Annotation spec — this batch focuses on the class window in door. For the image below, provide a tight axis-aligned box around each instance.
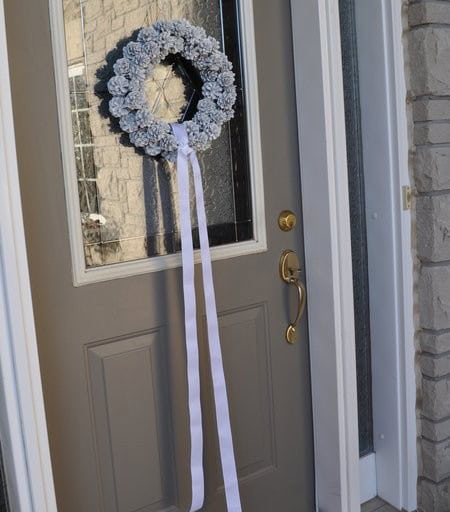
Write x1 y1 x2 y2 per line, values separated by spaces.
56 0 263 279
69 65 103 249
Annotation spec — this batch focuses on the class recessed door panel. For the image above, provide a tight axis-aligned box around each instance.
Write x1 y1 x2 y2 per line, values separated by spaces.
87 331 178 512
218 303 276 482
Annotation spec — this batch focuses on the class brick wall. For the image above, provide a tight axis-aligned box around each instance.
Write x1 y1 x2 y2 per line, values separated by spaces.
409 2 450 510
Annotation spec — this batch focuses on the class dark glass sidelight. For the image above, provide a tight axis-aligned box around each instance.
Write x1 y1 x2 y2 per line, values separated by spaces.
339 0 374 456
63 0 253 268
0 444 10 512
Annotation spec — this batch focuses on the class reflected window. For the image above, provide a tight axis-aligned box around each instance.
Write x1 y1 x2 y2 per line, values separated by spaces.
62 0 253 268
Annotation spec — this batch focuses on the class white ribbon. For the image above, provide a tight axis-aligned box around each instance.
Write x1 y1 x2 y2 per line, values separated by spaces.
172 123 243 512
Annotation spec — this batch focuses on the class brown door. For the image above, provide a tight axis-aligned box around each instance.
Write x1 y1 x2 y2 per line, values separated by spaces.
5 0 314 510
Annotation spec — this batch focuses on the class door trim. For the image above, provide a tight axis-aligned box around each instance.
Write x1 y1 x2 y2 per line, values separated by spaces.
290 1 360 511
0 0 57 510
355 1 417 510
359 454 377 505
0 2 387 512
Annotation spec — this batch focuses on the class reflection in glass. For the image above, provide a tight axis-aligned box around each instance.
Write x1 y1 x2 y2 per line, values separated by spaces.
63 0 252 268
146 58 200 124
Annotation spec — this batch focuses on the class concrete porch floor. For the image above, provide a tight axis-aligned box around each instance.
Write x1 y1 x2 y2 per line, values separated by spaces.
362 497 399 512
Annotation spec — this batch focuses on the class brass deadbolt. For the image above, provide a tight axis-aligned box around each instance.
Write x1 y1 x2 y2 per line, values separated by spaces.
278 210 297 232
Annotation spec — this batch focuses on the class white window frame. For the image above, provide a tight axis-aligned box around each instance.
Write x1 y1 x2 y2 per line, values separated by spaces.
354 1 417 510
49 0 267 286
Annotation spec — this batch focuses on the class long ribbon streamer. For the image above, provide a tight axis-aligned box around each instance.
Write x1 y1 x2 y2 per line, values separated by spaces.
174 122 204 511
172 123 242 512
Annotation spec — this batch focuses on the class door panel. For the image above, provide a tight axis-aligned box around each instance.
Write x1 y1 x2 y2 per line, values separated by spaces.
4 0 314 511
218 304 275 482
86 331 177 512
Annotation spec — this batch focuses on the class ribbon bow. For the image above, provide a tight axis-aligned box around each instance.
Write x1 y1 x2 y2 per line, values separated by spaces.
171 123 242 512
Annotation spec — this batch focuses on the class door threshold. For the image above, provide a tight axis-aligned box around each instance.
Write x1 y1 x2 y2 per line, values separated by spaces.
362 496 400 512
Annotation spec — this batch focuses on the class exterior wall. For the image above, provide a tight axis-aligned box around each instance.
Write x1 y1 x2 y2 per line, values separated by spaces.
409 2 450 510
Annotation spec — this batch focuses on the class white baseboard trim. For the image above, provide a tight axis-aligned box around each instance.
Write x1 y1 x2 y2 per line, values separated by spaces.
360 453 377 504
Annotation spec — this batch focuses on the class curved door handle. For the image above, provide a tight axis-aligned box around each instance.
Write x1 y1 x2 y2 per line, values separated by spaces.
279 249 307 344
285 278 306 343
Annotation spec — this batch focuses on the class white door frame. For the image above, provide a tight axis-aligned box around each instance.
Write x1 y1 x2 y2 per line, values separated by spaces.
291 1 360 510
292 0 417 510
355 1 417 510
0 0 57 509
0 2 415 512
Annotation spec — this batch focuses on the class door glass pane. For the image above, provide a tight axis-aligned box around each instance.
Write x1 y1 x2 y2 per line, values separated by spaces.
339 0 374 457
62 0 253 268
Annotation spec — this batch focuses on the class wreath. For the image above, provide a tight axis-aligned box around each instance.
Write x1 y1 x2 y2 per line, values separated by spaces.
107 19 237 160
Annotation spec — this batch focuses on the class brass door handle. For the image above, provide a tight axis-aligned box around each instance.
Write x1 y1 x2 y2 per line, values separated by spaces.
279 249 307 344
285 278 306 344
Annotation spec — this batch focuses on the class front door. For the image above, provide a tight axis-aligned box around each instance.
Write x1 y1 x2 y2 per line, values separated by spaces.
4 0 314 511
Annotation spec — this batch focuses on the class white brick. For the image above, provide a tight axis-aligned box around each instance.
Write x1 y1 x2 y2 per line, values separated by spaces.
409 27 450 96
410 2 450 27
422 437 450 481
419 266 450 330
415 146 450 192
417 195 450 261
422 376 450 420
